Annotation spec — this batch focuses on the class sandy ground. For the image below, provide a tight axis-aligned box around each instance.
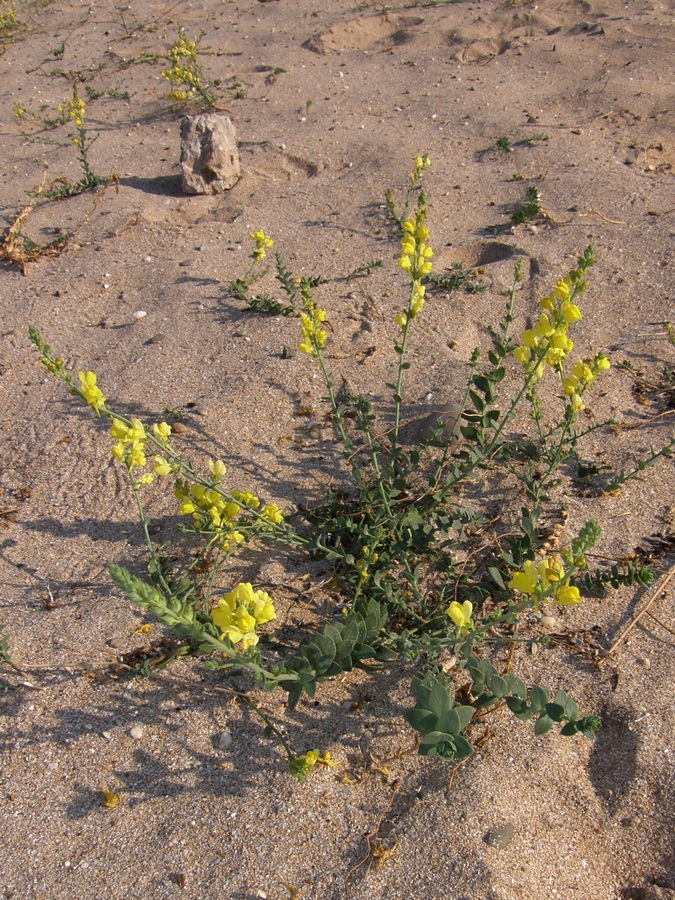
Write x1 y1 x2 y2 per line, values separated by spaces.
1 0 674 898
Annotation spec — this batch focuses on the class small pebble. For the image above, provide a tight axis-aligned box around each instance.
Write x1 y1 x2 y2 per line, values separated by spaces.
638 657 651 669
107 637 125 649
133 310 147 320
218 731 233 749
129 726 144 740
178 259 193 267
143 255 152 262
102 731 112 741
540 615 556 629
281 345 294 359
485 821 515 849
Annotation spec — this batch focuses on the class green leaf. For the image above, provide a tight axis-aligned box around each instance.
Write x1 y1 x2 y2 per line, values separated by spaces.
534 713 554 735
418 731 449 757
530 685 549 712
428 681 452 718
405 707 437 733
469 389 485 412
486 674 508 699
452 735 474 759
487 566 506 590
505 696 532 720
564 697 579 720
545 702 566 722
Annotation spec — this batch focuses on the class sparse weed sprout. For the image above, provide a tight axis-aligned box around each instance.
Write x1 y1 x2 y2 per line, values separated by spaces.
162 28 217 108
30 158 673 779
32 86 118 201
0 0 16 32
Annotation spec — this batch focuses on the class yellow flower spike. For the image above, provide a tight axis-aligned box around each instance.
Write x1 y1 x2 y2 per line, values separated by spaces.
78 371 106 415
555 584 582 606
446 600 474 632
508 560 539 594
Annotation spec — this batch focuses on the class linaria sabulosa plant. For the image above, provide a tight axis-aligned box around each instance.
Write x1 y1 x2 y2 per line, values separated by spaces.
30 156 673 779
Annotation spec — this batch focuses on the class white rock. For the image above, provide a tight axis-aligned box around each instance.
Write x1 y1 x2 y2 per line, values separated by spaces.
133 310 147 320
180 114 240 195
129 725 144 740
218 731 233 749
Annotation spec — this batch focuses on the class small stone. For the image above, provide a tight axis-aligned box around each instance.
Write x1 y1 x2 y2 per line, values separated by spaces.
218 731 233 749
281 346 294 359
414 404 461 444
638 657 651 669
129 726 144 740
180 113 240 195
143 255 152 263
540 615 556 629
178 259 193 267
133 310 147 320
485 821 515 849
107 637 125 649
101 731 112 741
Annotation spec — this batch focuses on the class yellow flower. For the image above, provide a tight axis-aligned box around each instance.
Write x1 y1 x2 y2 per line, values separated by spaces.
508 560 538 594
153 421 172 441
395 311 408 330
538 556 565 585
573 361 594 384
154 456 173 476
563 375 579 396
261 503 284 526
561 301 582 322
596 354 611 371
555 584 582 606
446 600 474 632
212 582 276 648
78 371 106 415
570 393 584 413
68 91 86 128
250 229 274 261
208 459 227 481
533 312 555 339
554 280 571 302
540 293 556 313
299 305 328 356
514 345 531 365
